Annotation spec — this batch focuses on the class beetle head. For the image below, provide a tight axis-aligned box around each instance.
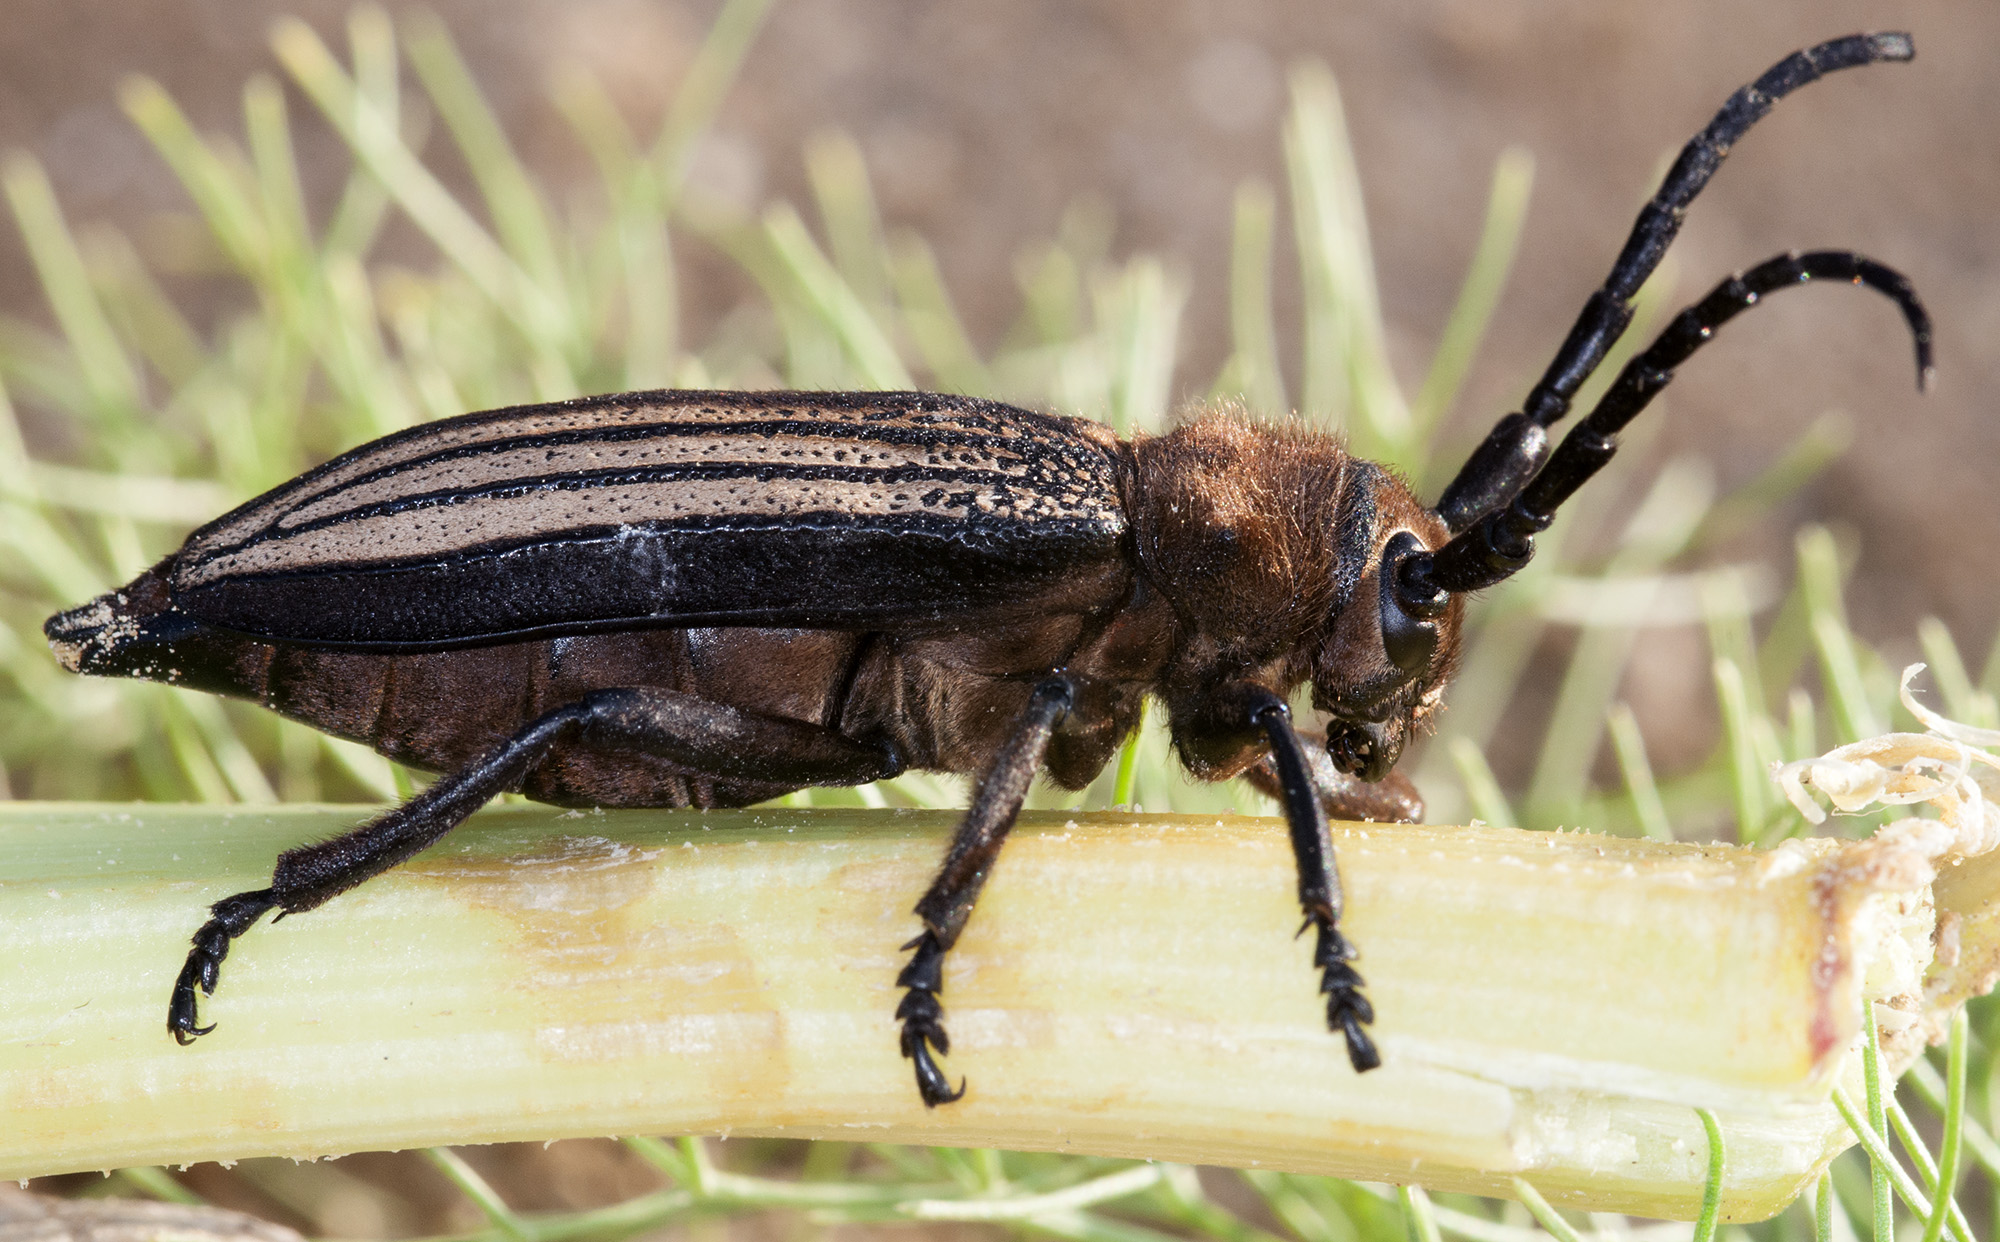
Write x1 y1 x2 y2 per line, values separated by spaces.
1309 465 1462 781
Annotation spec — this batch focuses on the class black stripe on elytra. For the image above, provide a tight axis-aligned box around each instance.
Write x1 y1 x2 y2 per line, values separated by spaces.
191 460 1122 563
174 512 1129 647
200 509 1127 583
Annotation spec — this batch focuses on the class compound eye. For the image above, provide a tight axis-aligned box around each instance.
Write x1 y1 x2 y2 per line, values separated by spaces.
1378 531 1441 675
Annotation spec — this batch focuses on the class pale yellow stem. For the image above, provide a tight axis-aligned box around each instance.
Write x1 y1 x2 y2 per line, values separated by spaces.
0 803 1985 1223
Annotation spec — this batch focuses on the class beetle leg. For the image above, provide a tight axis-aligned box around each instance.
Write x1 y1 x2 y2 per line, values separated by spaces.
899 674 1076 1106
168 686 902 1045
1244 732 1424 824
168 888 278 1044
1233 687 1380 1073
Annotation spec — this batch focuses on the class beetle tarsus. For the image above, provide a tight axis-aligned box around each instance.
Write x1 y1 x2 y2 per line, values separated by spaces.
168 888 277 1044
896 931 966 1106
1311 917 1380 1072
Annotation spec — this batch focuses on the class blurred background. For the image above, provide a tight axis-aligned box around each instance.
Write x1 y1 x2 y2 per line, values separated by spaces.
5 1 1999 1235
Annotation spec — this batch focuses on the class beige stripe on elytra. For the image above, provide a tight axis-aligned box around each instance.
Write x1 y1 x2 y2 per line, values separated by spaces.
195 403 1030 551
179 474 1123 586
257 431 1045 534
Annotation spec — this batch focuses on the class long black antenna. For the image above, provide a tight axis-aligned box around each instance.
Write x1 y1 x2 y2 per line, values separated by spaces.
1430 32 1916 535
1406 251 1931 601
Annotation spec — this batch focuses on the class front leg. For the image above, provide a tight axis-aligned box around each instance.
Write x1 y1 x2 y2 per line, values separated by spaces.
897 675 1075 1106
1229 686 1381 1072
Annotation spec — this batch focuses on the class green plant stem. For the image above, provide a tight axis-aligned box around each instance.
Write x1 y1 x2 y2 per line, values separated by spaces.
1919 1010 1968 1242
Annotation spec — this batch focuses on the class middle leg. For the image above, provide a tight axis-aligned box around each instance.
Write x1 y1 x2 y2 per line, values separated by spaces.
896 674 1075 1106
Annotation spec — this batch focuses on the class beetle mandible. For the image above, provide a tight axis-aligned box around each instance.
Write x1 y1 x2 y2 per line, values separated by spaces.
44 33 1932 1106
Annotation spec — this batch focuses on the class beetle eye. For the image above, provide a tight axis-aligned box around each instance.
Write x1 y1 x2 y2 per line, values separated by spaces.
1378 531 1440 675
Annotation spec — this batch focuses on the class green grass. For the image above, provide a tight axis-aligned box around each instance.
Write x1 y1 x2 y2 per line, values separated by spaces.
0 4 1993 1238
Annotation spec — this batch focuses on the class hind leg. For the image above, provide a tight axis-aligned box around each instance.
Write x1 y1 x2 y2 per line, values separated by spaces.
170 686 902 1043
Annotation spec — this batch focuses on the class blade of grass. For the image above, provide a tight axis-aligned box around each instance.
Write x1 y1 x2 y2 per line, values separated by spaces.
158 692 233 803
1152 1166 1291 1242
1508 1179 1584 1242
1916 618 1992 727
1831 1087 1974 1242
1226 179 1286 416
82 226 208 393
1606 703 1673 841
243 74 315 305
1888 1012 1968 1240
112 1166 204 1204
888 230 992 394
1099 256 1186 434
1798 527 1880 741
1686 412 1852 554
1785 688 1818 764
1905 1057 2000 1189
1111 725 1143 808
1713 658 1767 843
1 155 145 422
1411 147 1532 435
1449 736 1515 826
806 130 893 317
652 0 779 203
1241 1170 1339 1242
1703 568 1766 723
118 78 267 281
323 252 417 435
1526 457 1712 817
1692 1109 1723 1242
185 697 277 804
548 67 679 388
1015 237 1083 346
320 16 397 265
762 201 912 388
625 1134 950 1209
1860 1004 1893 1242
1283 61 1408 453
900 1164 1166 1220
1397 1185 1441 1242
405 14 567 299
422 1147 529 1241
271 16 576 398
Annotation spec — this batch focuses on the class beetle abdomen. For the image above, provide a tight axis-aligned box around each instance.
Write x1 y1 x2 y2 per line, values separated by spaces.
170 391 1130 647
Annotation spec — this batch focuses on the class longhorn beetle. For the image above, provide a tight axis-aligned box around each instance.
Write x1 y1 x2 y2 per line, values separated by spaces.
45 33 1932 1106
